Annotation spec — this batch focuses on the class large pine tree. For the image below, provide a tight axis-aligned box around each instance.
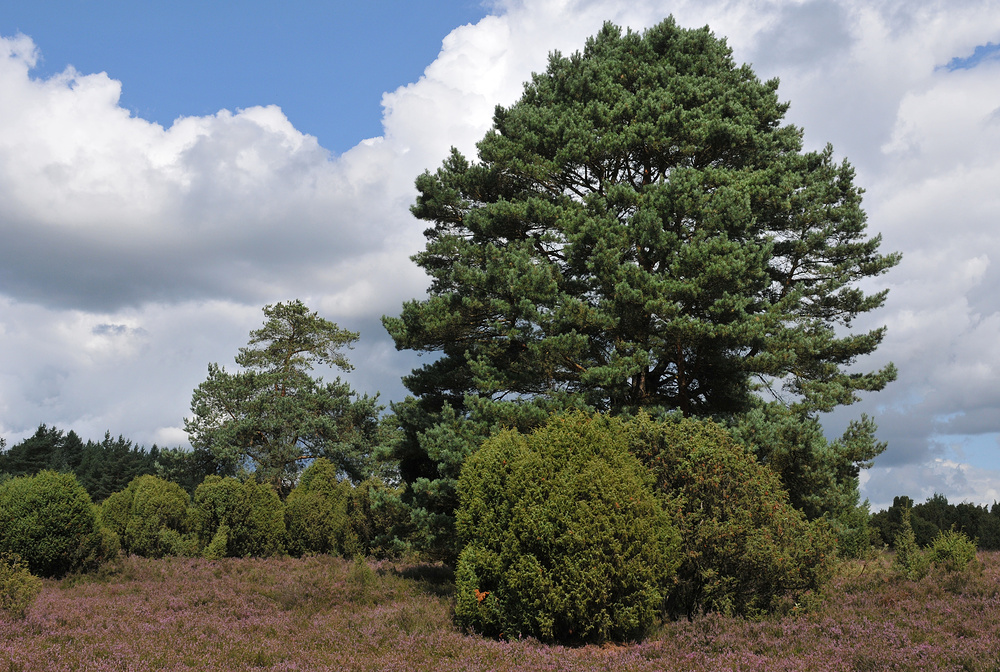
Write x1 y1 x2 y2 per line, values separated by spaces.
383 18 898 556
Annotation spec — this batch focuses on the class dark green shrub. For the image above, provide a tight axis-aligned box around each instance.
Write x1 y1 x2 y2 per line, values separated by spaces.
627 414 836 618
0 470 113 577
286 460 411 559
100 475 193 558
285 459 355 557
455 412 681 644
927 529 978 573
191 476 285 558
892 506 930 580
831 501 880 560
347 478 411 559
0 553 42 619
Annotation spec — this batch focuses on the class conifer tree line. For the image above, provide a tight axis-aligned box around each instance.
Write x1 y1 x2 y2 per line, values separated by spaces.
3 17 990 642
0 425 165 502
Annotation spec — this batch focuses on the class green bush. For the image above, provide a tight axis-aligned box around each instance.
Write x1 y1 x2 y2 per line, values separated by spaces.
100 475 193 558
892 506 930 580
927 529 978 573
285 459 355 557
347 478 411 559
286 460 411 559
627 414 836 618
829 501 879 560
0 553 43 619
0 470 113 577
455 412 681 644
192 476 285 558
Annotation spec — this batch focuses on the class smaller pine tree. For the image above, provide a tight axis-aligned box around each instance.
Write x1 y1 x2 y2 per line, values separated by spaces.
892 507 929 580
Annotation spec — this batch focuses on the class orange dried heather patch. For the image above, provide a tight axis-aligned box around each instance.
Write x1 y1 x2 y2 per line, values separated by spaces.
474 589 489 603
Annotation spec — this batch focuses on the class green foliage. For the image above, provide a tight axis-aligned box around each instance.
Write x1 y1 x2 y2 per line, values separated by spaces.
389 399 490 559
286 459 416 559
730 403 886 524
892 506 929 580
455 412 681 644
873 493 1000 551
0 553 42 620
346 478 412 559
153 445 234 495
191 476 285 558
285 459 356 557
829 500 879 560
871 494 964 549
186 300 388 495
76 432 161 502
203 524 230 560
627 414 835 618
99 475 193 558
383 18 897 554
927 529 978 573
0 424 163 503
0 470 112 577
0 424 85 477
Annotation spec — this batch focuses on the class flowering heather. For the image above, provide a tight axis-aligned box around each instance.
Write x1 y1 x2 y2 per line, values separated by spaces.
1 553 999 671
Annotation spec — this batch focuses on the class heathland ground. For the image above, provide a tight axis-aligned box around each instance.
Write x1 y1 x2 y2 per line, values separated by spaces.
2 552 999 671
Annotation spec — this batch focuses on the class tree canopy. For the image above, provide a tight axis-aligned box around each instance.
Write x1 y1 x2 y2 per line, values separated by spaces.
185 300 384 495
383 18 898 552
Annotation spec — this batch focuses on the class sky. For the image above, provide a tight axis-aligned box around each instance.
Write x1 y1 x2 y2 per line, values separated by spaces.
1 0 999 512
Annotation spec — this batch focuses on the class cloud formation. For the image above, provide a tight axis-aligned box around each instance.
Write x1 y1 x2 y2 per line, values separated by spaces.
0 36 419 313
2 0 1000 510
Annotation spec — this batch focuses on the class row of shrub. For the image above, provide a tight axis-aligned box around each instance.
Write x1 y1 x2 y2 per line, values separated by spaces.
891 506 981 579
2 411 984 644
0 460 408 580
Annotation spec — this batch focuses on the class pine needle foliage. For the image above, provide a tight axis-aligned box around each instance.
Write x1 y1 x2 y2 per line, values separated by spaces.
383 17 898 553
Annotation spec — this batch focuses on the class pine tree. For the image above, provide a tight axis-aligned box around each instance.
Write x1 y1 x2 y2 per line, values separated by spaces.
186 300 385 495
383 18 898 555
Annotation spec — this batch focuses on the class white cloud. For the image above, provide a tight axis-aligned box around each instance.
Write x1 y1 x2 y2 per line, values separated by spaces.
0 40 419 311
2 1 1000 511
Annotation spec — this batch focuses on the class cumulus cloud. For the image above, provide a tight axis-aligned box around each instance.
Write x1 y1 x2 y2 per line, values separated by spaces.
0 41 416 312
2 1 1000 512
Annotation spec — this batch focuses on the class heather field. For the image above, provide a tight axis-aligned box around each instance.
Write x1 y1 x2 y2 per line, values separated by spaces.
3 553 1000 672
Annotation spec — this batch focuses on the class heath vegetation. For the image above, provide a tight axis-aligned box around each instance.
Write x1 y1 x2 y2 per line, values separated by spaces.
1 15 995 668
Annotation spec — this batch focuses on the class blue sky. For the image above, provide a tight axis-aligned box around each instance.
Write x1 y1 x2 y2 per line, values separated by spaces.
1 1 489 153
945 42 1000 71
1 0 1000 511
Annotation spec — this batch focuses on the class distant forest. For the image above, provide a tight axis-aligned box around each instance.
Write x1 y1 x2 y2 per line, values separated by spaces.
0 424 214 501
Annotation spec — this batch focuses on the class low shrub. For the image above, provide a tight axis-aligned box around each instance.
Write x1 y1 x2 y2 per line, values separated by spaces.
455 412 681 644
100 475 193 558
285 459 355 557
286 460 410 559
191 476 285 558
830 501 880 560
346 478 411 559
0 470 113 577
927 529 978 573
627 413 836 618
0 553 42 619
